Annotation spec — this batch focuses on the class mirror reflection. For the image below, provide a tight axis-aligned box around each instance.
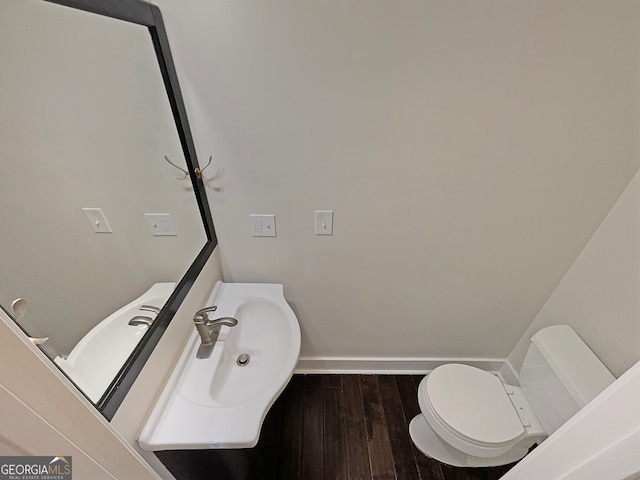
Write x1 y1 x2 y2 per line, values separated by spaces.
0 0 207 402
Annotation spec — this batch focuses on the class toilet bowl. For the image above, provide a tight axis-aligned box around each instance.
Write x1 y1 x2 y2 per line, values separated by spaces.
411 364 545 467
409 325 615 468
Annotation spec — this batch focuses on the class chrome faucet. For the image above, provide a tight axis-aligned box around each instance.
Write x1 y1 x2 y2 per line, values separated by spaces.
193 306 238 359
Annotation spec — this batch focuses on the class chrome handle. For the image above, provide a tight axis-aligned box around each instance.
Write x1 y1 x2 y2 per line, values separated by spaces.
128 315 154 326
139 305 161 314
193 305 218 323
204 316 238 328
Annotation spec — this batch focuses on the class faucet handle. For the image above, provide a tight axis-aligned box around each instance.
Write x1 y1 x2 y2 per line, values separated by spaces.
204 316 238 328
140 305 161 315
193 305 218 323
128 315 154 327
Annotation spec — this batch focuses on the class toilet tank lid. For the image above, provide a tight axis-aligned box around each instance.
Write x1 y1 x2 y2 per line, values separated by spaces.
530 325 615 406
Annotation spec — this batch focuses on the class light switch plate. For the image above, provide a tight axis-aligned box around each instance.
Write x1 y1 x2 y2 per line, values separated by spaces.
82 208 112 233
315 210 333 235
250 214 276 237
145 213 177 236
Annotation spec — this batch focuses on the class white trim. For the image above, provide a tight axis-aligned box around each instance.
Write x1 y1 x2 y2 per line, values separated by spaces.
562 428 640 480
294 356 506 375
0 308 163 479
502 359 640 480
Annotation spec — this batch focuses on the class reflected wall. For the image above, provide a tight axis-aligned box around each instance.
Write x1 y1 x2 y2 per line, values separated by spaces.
0 1 205 363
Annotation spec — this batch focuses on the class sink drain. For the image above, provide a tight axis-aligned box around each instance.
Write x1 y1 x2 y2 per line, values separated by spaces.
236 353 250 366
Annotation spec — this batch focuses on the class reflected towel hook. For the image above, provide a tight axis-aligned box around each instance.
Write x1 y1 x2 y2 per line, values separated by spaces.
10 298 49 345
164 155 188 180
11 298 26 321
164 155 213 180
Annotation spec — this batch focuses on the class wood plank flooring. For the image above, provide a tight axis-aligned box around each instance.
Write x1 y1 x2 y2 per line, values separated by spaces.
277 375 515 480
156 374 517 480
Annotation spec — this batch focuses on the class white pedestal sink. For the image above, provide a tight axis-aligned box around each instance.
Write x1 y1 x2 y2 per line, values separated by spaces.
138 282 301 450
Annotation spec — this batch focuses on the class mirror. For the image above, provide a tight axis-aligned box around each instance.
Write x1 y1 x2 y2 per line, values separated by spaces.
0 0 216 418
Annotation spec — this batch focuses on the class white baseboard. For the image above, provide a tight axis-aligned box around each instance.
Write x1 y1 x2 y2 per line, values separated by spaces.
294 356 507 376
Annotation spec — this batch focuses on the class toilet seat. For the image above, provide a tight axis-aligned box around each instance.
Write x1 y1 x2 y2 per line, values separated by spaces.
418 364 524 458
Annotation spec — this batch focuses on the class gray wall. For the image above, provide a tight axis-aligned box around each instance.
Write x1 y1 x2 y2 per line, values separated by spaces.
157 0 640 363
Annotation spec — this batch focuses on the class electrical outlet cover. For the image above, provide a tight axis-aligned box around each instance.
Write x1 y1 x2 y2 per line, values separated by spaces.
315 210 333 235
82 208 113 233
249 214 276 237
145 213 177 236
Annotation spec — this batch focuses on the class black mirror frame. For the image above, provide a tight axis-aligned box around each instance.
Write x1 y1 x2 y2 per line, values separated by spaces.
44 0 217 420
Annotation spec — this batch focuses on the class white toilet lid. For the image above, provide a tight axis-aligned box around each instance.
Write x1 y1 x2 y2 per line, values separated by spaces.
424 364 524 445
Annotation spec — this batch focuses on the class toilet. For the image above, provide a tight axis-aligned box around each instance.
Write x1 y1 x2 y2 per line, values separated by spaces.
409 325 615 468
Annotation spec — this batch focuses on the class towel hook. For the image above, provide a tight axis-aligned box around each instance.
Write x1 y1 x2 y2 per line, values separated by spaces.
195 156 212 179
164 155 213 180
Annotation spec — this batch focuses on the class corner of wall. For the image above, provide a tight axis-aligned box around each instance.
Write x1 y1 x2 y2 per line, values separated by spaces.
506 169 640 377
498 359 520 385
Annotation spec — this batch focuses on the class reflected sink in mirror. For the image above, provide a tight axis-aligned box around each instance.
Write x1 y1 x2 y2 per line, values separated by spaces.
55 283 175 403
138 282 301 450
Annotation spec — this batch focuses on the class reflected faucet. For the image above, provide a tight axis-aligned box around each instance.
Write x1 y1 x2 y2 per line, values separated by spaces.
193 306 238 359
128 304 162 327
128 315 154 326
140 305 161 314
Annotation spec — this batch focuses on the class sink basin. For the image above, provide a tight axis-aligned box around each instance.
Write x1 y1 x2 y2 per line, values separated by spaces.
138 282 301 450
55 282 175 403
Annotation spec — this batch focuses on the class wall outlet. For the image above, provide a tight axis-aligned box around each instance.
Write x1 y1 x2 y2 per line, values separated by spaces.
82 208 113 233
250 214 276 237
145 213 177 236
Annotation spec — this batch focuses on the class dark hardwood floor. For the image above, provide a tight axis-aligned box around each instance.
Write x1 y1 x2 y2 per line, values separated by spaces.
156 374 516 480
